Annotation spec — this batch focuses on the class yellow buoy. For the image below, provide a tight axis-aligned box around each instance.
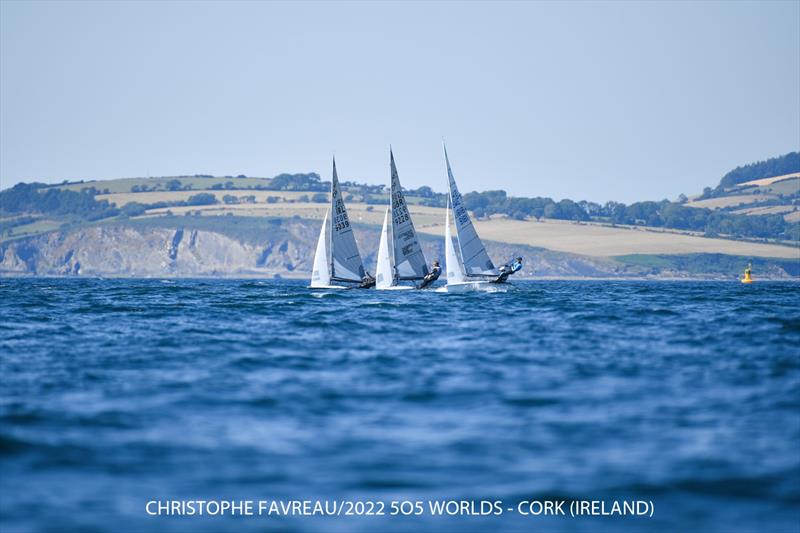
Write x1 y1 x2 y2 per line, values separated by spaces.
741 263 753 284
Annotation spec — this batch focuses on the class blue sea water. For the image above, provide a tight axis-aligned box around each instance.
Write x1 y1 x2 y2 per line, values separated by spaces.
0 279 798 533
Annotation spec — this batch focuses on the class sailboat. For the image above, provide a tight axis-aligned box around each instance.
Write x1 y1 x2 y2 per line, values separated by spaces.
443 198 495 292
309 158 369 289
442 143 506 292
375 150 430 290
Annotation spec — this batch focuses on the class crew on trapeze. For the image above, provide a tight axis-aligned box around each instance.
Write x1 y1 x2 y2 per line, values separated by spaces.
418 260 442 289
492 257 523 284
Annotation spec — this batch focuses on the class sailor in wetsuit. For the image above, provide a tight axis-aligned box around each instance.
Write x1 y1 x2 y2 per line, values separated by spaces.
492 257 523 283
359 273 376 289
417 260 442 289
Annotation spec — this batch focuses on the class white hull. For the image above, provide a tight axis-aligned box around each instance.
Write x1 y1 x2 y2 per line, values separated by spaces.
445 281 505 293
308 284 348 290
376 285 416 291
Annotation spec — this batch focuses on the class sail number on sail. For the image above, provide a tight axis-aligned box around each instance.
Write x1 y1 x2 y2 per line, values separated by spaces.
333 204 351 232
332 173 353 232
392 193 410 225
333 214 350 232
450 189 470 227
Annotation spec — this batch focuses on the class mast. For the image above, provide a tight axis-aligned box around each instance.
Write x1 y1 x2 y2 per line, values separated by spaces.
389 148 398 284
329 157 336 278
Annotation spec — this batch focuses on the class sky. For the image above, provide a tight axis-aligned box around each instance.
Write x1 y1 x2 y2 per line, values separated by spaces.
1 1 798 203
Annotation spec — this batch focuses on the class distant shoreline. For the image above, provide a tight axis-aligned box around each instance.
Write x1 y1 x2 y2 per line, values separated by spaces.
2 274 797 282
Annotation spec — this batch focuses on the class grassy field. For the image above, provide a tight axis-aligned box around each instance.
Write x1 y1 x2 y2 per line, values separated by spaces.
686 173 799 219
1 218 62 240
95 188 431 208
446 218 799 258
756 176 800 196
10 175 797 260
141 201 444 228
127 200 799 259
97 190 315 206
55 176 273 193
739 172 800 187
686 194 777 210
732 205 798 217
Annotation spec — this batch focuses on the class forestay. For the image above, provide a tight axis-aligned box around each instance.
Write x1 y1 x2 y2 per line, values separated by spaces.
443 144 498 276
330 159 366 282
389 151 429 280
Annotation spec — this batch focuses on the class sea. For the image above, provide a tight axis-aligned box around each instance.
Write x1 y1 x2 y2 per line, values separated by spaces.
1 279 798 533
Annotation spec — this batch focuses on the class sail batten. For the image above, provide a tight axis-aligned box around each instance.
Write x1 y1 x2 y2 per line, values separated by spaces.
329 158 366 281
443 144 498 276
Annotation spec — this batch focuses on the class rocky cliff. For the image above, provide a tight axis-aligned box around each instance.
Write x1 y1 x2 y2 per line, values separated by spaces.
0 217 640 278
2 224 299 277
1 217 793 279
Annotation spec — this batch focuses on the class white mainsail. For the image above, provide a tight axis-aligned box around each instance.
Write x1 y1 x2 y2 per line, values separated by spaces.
389 150 428 280
375 207 393 289
330 158 366 282
310 209 331 287
444 200 465 285
443 143 498 276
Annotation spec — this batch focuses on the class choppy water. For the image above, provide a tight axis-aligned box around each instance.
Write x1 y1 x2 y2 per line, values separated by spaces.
1 279 799 532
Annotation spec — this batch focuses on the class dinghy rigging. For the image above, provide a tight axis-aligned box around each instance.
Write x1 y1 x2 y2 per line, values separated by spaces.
329 158 366 283
390 150 429 281
375 150 430 289
309 158 369 289
443 143 499 277
443 197 497 292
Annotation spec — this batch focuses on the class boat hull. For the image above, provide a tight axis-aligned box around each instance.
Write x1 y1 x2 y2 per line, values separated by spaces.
308 285 348 290
376 285 416 291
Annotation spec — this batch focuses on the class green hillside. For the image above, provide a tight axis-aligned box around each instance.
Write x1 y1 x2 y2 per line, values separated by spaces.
2 152 799 247
717 152 800 189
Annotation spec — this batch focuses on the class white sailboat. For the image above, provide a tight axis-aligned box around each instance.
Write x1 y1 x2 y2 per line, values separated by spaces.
443 198 493 292
310 209 337 288
309 158 368 289
442 143 507 292
444 142 499 277
375 149 430 290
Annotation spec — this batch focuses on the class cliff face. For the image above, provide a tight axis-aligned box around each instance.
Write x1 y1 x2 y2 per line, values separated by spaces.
0 218 631 278
0 224 309 277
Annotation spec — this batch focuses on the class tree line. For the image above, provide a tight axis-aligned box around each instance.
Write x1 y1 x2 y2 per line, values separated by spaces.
3 157 797 242
0 183 119 221
716 151 799 190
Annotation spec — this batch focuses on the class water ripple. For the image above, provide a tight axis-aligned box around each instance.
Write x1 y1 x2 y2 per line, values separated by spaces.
0 279 798 532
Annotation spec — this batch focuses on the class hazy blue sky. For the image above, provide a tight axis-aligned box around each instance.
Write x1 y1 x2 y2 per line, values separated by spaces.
1 1 798 203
